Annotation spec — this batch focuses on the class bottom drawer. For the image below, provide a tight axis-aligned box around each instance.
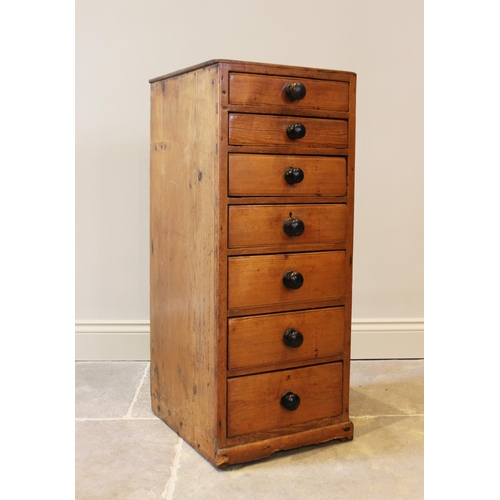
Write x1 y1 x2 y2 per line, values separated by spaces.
227 363 343 438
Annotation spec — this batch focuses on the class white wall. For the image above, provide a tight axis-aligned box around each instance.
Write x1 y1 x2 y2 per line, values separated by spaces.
76 0 423 359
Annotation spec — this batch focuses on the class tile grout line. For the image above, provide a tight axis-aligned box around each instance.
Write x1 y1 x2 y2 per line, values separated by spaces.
162 436 182 500
351 414 424 418
76 417 159 421
124 362 150 419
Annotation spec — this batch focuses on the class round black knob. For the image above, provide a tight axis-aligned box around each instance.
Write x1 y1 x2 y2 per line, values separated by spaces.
283 218 305 237
282 271 304 289
280 391 301 411
283 329 304 348
284 167 304 185
286 123 306 140
285 83 307 101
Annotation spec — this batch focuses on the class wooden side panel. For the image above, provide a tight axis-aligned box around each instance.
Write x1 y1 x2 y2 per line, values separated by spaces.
229 114 348 148
150 65 220 461
227 251 346 310
227 363 343 437
228 307 345 370
228 154 347 197
342 73 357 419
228 204 347 248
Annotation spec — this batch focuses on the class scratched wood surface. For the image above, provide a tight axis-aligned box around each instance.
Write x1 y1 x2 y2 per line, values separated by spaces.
227 363 343 437
228 307 345 371
228 251 346 310
228 154 347 197
149 64 221 463
341 72 358 424
150 60 356 467
229 73 349 113
228 203 347 248
229 113 348 148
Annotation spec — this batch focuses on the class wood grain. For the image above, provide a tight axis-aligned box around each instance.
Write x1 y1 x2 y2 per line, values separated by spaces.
229 114 348 148
150 64 221 462
228 154 347 197
216 419 353 466
228 204 347 248
227 363 343 437
227 251 346 310
229 73 349 114
341 73 358 420
150 59 356 467
151 59 355 84
228 307 345 370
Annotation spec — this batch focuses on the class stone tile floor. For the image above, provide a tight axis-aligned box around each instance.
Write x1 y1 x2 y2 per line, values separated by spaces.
76 360 423 499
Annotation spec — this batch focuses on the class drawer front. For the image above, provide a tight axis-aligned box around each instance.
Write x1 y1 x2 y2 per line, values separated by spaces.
228 114 348 149
228 154 347 197
227 363 343 437
228 251 346 310
228 307 345 370
228 204 347 248
229 73 349 114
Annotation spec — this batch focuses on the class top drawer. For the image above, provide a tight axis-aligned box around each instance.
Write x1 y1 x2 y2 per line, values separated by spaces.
229 73 349 116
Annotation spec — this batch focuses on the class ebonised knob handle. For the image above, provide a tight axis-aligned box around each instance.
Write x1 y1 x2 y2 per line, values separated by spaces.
285 82 307 101
280 391 301 411
283 328 304 348
284 167 304 185
286 123 306 140
283 218 305 237
282 271 304 289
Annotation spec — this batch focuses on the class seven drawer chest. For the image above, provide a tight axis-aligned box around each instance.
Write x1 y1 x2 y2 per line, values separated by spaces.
149 59 356 467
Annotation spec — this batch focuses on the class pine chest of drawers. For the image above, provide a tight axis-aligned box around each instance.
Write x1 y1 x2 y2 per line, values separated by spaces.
149 59 356 467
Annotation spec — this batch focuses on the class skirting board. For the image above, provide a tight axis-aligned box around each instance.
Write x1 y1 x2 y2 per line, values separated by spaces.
75 319 423 361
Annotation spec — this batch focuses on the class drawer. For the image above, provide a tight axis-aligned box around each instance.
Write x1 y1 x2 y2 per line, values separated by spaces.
227 362 343 437
228 114 348 149
229 73 349 115
228 251 346 310
228 307 345 370
228 154 347 197
228 204 347 248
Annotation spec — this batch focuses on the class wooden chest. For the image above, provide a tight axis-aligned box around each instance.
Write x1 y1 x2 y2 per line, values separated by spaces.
149 59 356 467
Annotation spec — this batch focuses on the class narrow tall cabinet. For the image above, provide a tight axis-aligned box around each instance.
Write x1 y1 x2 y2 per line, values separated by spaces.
150 60 356 467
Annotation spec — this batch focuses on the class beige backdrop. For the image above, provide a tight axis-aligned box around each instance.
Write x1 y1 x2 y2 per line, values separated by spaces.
76 0 423 360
